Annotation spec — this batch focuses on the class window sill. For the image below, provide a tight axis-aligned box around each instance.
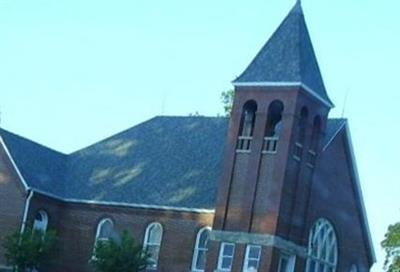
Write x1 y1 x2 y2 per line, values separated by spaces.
262 150 277 155
293 155 301 162
236 150 251 154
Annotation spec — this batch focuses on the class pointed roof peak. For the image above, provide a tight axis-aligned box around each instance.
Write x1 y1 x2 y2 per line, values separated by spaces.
233 2 333 107
291 0 303 14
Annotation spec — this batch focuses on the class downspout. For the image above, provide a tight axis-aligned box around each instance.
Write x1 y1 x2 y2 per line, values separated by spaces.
20 189 34 233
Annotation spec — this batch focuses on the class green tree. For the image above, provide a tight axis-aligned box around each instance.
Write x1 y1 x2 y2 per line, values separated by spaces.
91 231 150 272
3 228 57 272
221 89 234 116
382 222 400 271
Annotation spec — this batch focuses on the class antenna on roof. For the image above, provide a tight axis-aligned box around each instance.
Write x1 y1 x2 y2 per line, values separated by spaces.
341 88 350 118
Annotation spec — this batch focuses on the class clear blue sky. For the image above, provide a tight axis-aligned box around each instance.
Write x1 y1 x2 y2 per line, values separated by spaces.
0 0 399 270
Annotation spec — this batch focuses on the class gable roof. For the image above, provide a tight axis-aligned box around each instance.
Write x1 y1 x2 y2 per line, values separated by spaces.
0 116 374 262
0 128 67 196
343 123 376 263
0 116 345 210
65 117 227 209
233 2 333 107
317 121 376 264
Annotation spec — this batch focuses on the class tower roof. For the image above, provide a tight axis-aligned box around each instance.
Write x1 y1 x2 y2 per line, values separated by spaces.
233 2 333 107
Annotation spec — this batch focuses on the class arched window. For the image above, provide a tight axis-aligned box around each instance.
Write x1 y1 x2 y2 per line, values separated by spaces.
263 100 284 154
310 116 321 151
307 116 321 167
144 222 163 270
237 100 257 152
293 107 309 161
191 227 211 271
32 210 48 233
306 218 338 272
95 218 114 243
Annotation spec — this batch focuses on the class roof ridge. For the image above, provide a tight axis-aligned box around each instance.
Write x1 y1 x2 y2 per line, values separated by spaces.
68 116 160 155
69 115 228 155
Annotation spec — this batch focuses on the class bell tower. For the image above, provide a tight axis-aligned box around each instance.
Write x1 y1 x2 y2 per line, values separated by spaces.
206 2 335 271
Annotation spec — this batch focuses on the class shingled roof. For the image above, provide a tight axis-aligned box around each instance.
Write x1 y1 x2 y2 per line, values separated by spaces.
233 1 333 106
0 128 67 196
0 116 345 209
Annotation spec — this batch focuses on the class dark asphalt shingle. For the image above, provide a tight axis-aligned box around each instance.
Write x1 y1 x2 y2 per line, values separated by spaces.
233 2 332 106
0 117 345 209
0 128 67 196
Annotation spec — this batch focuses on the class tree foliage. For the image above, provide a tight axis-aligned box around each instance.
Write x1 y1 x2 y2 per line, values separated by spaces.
3 228 57 272
382 222 400 271
91 231 150 272
221 89 234 116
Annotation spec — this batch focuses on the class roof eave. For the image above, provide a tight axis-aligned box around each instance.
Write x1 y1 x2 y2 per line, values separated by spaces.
343 123 377 264
319 121 376 264
31 188 216 214
0 135 30 191
232 81 334 108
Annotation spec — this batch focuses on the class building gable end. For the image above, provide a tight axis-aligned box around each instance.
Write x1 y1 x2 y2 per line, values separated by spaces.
0 135 29 193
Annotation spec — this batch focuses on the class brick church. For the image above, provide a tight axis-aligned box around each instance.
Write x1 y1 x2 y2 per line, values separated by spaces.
0 1 375 271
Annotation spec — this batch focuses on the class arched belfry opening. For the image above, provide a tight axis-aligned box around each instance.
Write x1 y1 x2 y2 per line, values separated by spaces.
310 116 321 150
263 100 284 154
236 100 257 152
293 107 309 160
307 116 322 167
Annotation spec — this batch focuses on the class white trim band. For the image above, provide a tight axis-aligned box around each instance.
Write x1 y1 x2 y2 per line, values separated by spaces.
20 190 34 233
0 135 30 190
232 81 334 108
32 189 215 214
209 230 307 257
344 124 376 262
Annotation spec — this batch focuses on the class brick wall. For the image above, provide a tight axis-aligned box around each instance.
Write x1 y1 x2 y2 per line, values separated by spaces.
0 141 27 266
303 129 372 271
29 194 214 272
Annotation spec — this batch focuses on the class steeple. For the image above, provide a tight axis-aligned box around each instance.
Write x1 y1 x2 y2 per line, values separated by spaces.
233 1 333 107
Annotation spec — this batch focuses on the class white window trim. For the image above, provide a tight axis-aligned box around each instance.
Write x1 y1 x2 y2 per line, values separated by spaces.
277 253 296 272
191 227 211 272
261 136 279 154
306 218 338 272
32 210 48 233
236 136 253 153
95 218 113 244
217 242 235 272
143 222 163 270
242 245 262 272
